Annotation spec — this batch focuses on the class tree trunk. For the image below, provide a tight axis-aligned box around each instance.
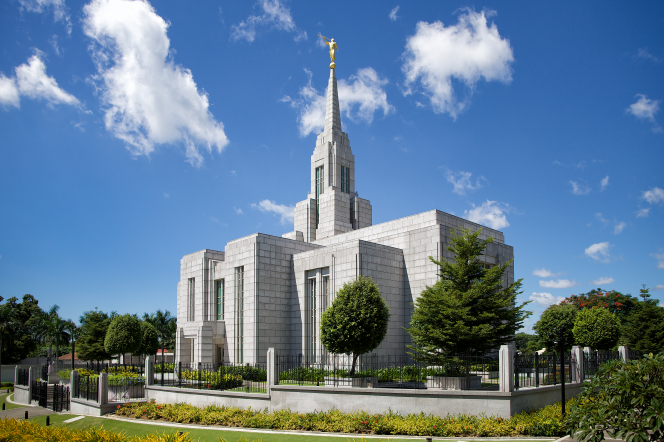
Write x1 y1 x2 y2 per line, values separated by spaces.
350 353 359 376
71 340 75 370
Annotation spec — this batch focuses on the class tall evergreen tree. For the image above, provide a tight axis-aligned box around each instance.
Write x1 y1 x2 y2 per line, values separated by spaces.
621 288 664 354
0 295 46 363
406 228 530 362
77 309 112 363
534 304 578 352
104 314 142 363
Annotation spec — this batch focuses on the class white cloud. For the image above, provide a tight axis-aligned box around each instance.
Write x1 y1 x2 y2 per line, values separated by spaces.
636 48 661 63
284 67 393 137
251 199 294 225
540 279 578 289
653 251 664 270
0 75 20 108
234 207 243 215
570 181 591 195
83 0 228 166
653 284 664 291
532 268 559 278
636 208 650 218
19 0 71 34
464 200 510 230
627 94 661 132
585 242 611 263
591 277 615 285
600 175 609 191
231 0 306 43
642 187 664 204
389 6 400 21
402 9 514 118
1 54 79 109
614 222 626 234
595 212 609 225
529 292 564 307
445 170 485 195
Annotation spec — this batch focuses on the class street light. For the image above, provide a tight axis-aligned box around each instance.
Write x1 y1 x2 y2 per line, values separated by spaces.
549 329 566 418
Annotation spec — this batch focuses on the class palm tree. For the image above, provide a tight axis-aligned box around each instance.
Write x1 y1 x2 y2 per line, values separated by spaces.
43 305 70 370
66 321 80 370
143 310 176 365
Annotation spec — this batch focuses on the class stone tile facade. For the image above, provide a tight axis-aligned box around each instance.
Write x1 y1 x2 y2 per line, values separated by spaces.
175 66 514 365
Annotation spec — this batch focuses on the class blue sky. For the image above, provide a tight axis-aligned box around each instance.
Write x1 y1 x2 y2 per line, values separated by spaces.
1 0 662 333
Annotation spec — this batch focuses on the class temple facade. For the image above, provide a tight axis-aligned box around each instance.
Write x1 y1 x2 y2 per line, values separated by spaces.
175 65 514 365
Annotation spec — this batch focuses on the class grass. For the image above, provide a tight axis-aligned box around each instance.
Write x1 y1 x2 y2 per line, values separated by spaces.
24 414 551 442
0 392 23 410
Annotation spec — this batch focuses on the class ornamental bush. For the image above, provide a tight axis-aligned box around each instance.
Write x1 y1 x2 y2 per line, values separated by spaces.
572 307 620 350
179 370 243 389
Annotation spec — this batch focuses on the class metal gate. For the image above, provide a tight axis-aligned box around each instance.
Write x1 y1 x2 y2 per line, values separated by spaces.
52 384 70 412
31 380 47 408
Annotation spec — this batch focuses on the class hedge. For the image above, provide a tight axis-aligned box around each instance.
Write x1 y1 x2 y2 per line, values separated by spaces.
116 399 574 437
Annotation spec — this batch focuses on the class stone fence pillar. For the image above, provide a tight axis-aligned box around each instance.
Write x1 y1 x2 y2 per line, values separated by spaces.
618 346 628 363
14 366 18 386
571 346 584 382
27 367 34 402
145 356 154 386
267 348 276 394
99 372 108 405
499 343 515 392
70 369 79 398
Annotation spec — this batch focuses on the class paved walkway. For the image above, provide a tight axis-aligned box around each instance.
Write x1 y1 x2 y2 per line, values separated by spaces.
0 405 55 420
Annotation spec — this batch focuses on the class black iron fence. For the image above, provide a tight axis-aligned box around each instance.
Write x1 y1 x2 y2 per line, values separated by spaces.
17 368 29 386
57 361 144 375
31 380 47 407
53 384 70 412
155 362 267 393
583 350 621 377
514 352 576 390
276 354 499 390
74 374 99 402
41 364 48 381
108 371 146 401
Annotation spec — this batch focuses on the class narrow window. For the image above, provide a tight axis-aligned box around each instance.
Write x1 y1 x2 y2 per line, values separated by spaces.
321 275 329 361
188 278 195 321
307 277 317 361
341 166 350 194
215 279 224 321
315 165 324 228
235 267 244 363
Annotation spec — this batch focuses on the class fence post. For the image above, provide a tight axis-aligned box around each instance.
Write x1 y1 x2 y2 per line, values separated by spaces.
267 348 276 395
178 362 182 388
572 346 583 383
535 352 540 388
618 346 628 363
27 367 34 404
99 372 108 405
70 369 79 399
14 366 18 386
499 343 515 392
145 356 154 386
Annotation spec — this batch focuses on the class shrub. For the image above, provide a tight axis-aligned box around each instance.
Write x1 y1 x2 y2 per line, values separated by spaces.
116 399 574 437
179 370 243 390
154 363 174 373
566 352 664 442
0 382 14 388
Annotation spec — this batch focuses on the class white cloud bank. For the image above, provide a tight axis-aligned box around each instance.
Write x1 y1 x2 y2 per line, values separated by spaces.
530 292 564 307
0 54 79 109
464 200 509 230
445 170 485 195
627 94 661 132
252 200 294 225
600 175 609 191
19 0 71 34
570 181 591 195
83 0 228 167
653 284 664 291
585 242 611 263
532 268 559 278
540 279 578 289
591 277 615 285
614 222 626 234
231 0 306 42
642 187 664 204
653 251 664 270
283 68 393 137
402 9 514 118
636 208 650 218
389 6 400 21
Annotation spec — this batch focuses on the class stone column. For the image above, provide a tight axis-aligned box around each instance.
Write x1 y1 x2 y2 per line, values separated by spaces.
145 356 154 386
571 346 583 383
14 366 18 386
27 367 34 403
267 348 276 394
499 343 515 392
99 373 108 405
70 369 79 399
618 346 628 363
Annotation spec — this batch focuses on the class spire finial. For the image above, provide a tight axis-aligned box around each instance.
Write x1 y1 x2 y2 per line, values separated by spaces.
319 34 339 69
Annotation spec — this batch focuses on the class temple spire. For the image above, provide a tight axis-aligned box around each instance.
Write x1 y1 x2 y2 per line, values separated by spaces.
324 68 342 134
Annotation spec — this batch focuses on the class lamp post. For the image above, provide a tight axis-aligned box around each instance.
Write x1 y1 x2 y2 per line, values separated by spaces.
549 329 566 418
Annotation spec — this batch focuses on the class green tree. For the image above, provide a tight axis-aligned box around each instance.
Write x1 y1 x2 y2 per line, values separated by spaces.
104 314 142 362
534 304 578 352
572 307 621 350
560 288 639 324
65 321 81 370
77 309 113 363
621 300 664 354
515 332 540 354
0 295 45 363
566 353 664 442
143 310 177 365
320 276 390 375
406 227 530 362
133 321 159 361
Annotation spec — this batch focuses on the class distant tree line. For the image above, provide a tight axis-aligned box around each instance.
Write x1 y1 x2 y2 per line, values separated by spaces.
0 294 176 365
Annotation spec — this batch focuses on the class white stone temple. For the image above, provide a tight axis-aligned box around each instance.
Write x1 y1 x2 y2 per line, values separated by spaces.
175 64 515 366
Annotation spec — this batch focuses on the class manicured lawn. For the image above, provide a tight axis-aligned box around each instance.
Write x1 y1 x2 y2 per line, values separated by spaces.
0 392 22 410
24 414 552 442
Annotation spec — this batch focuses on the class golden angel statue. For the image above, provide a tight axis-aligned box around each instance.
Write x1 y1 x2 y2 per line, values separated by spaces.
319 34 338 68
